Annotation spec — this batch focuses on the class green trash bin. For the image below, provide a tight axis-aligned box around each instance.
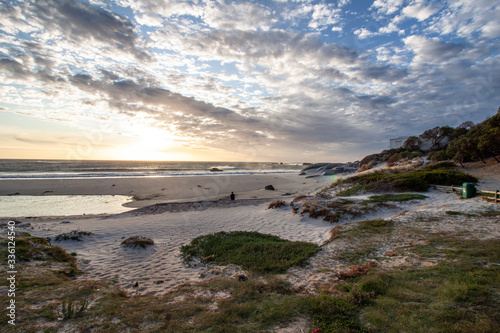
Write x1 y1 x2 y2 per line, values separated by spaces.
462 182 476 199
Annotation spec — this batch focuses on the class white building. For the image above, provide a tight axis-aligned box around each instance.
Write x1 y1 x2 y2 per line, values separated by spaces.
389 137 409 149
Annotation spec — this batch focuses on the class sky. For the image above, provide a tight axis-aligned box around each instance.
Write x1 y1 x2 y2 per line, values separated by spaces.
0 0 499 163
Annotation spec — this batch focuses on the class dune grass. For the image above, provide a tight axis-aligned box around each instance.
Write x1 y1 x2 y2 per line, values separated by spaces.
181 231 320 273
364 193 428 203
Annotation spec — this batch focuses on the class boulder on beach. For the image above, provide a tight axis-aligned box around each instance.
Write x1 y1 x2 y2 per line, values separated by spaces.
264 185 275 191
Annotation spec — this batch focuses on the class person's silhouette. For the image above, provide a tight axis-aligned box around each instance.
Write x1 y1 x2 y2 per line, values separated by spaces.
230 192 235 200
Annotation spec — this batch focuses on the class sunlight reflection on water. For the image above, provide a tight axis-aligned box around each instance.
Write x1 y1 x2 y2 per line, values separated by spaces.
0 195 133 217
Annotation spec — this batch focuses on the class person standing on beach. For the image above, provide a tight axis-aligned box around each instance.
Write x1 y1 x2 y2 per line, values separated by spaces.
230 192 235 201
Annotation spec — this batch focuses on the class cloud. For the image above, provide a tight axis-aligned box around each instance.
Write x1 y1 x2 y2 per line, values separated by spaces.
404 35 466 64
28 0 149 60
203 1 276 31
402 1 440 21
371 0 404 15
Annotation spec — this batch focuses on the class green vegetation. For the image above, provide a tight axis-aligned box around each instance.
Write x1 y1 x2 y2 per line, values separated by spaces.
446 108 500 166
356 238 500 332
55 230 94 241
358 107 499 168
364 193 428 203
339 163 477 194
2 220 499 332
294 198 389 223
181 231 320 273
59 298 89 319
1 232 76 265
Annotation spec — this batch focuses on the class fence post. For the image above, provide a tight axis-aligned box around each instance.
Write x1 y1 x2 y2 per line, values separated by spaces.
496 190 499 203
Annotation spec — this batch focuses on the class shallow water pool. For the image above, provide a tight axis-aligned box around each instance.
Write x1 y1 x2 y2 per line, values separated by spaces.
0 195 133 217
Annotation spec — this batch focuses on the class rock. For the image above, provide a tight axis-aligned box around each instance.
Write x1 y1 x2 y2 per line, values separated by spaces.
264 185 275 191
210 167 223 172
238 274 248 282
60 221 71 224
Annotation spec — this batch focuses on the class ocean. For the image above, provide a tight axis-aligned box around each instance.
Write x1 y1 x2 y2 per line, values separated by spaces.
0 160 305 217
0 159 304 179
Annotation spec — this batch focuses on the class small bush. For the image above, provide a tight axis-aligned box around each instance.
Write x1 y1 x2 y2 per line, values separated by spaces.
55 230 94 241
268 200 286 209
121 236 155 249
338 261 379 280
387 153 401 167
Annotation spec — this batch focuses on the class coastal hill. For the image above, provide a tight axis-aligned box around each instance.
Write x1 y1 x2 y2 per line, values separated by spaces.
356 106 500 173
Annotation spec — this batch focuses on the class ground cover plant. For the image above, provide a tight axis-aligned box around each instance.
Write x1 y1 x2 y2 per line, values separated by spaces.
331 163 477 196
352 237 500 332
181 231 320 273
293 198 394 224
54 230 94 241
364 193 428 203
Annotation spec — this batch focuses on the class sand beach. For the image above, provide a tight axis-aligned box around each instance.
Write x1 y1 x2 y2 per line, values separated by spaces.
1 163 499 331
0 173 332 208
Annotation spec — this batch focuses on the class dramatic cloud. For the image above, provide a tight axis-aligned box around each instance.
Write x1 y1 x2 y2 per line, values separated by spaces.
0 0 499 162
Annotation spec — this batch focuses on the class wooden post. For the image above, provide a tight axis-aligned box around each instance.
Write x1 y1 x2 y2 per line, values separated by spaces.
496 190 499 203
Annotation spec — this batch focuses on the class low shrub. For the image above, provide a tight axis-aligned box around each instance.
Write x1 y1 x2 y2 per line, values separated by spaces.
364 193 428 203
181 231 319 273
268 200 286 209
343 168 476 193
121 236 155 249
55 230 94 241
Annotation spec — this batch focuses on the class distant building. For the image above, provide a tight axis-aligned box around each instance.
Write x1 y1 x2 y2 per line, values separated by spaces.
389 137 409 149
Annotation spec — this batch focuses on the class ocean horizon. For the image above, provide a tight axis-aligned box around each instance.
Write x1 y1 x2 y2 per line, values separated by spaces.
0 159 306 180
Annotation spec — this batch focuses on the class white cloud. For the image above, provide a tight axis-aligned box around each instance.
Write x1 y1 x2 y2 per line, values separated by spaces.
354 27 376 39
404 35 465 64
402 1 440 21
371 0 404 15
203 1 276 31
308 3 341 30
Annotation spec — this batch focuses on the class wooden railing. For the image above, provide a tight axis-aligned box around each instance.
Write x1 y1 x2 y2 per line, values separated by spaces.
481 190 500 203
432 185 500 203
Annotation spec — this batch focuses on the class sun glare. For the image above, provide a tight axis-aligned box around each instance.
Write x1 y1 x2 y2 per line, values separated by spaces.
117 125 182 161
